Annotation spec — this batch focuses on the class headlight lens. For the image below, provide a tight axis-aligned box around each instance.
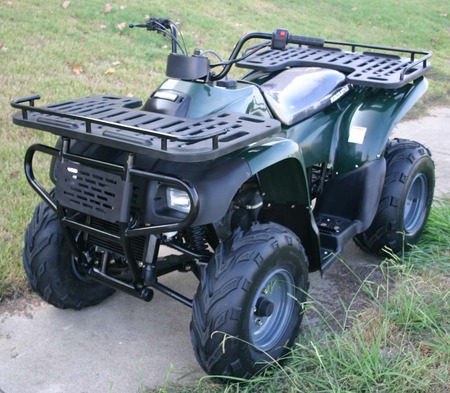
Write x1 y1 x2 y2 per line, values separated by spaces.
167 187 191 213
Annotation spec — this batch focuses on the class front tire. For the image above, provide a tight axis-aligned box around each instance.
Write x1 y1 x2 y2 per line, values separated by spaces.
355 138 435 254
23 201 114 309
190 222 309 378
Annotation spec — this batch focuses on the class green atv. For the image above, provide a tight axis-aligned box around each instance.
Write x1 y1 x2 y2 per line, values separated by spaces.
11 18 434 378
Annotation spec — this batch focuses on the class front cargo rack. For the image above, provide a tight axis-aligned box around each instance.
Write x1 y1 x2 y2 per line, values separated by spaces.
237 40 431 89
12 95 281 162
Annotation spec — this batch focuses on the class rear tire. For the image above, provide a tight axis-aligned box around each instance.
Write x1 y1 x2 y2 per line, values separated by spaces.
354 138 435 254
23 201 114 309
190 222 309 378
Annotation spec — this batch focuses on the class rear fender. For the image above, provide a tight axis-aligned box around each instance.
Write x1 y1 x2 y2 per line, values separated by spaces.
334 77 428 174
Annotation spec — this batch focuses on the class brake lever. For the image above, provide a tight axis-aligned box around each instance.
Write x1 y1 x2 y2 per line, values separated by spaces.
129 18 172 31
129 17 179 54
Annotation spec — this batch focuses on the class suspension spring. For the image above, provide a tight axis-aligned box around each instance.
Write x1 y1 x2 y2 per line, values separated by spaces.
184 226 208 255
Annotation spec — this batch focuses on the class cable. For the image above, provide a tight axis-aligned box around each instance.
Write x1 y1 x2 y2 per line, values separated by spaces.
210 41 270 69
172 23 188 55
199 50 224 63
153 20 188 55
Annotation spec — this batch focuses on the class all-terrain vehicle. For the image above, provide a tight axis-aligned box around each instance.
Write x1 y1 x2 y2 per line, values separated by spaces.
11 18 434 378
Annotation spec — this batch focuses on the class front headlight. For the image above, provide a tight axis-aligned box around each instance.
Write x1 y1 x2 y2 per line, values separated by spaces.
167 187 191 213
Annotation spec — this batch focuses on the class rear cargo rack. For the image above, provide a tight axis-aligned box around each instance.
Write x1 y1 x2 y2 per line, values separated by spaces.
12 95 281 162
237 40 431 89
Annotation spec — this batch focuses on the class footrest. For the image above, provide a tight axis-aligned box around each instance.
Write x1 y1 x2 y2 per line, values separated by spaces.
316 215 361 256
316 215 352 235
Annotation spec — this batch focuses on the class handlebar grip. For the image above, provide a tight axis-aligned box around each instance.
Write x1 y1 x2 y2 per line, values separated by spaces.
288 34 324 47
129 23 147 28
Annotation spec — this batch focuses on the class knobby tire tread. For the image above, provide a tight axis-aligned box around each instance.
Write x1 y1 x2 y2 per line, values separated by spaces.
190 222 308 378
23 201 114 310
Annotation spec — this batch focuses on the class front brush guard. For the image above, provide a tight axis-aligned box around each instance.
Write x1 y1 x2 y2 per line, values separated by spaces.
24 138 199 305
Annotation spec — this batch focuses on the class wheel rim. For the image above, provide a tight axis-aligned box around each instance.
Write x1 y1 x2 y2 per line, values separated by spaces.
404 173 428 235
249 268 295 351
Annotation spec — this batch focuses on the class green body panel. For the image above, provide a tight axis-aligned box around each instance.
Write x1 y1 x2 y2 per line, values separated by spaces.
149 76 428 272
333 77 428 174
236 138 321 271
153 76 428 207
283 105 342 168
238 138 309 205
156 78 313 205
157 79 272 118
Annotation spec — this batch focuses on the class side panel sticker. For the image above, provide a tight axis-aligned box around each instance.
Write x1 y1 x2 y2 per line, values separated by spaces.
348 126 367 144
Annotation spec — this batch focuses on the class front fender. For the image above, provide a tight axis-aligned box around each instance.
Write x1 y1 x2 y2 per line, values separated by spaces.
153 138 306 226
239 138 322 271
242 137 309 205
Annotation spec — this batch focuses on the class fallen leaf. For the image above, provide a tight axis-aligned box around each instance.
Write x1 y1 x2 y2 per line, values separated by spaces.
73 64 83 75
105 67 116 75
9 171 19 179
99 24 107 30
6 1 13 5
62 0 70 9
112 61 121 66
116 22 127 30
104 3 112 13
420 344 431 355
126 92 134 97
0 43 7 51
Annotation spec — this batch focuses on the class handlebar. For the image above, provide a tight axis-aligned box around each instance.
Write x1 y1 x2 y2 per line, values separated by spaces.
272 28 324 49
209 30 324 81
130 18 325 81
129 17 172 31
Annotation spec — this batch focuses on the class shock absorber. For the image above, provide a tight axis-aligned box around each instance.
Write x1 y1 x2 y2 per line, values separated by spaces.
184 226 209 255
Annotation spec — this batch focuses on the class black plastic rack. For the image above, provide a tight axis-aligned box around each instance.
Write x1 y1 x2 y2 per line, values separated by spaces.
12 95 281 162
237 41 431 89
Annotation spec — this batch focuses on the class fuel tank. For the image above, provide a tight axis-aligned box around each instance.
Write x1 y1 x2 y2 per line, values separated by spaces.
142 79 271 119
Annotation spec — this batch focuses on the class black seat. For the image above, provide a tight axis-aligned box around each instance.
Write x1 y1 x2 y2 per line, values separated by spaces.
261 68 346 125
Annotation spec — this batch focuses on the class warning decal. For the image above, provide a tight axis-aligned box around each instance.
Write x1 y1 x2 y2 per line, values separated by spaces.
348 126 367 144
